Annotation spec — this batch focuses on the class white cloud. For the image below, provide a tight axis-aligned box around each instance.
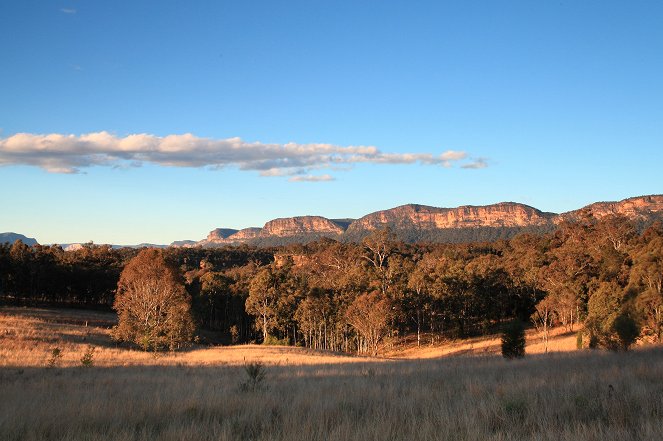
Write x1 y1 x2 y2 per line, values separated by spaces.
0 132 484 177
440 151 467 161
60 8 77 14
289 174 335 182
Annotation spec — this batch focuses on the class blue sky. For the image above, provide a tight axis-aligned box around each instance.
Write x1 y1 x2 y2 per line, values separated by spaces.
1 1 662 244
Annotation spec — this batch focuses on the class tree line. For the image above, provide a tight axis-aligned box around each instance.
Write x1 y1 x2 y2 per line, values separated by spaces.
1 214 661 354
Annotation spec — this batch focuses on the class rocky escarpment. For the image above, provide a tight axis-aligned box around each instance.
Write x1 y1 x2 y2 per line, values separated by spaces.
201 227 263 246
206 228 239 241
262 216 346 237
196 228 244 247
198 217 348 247
346 203 556 233
227 228 263 241
170 240 198 247
196 216 345 246
178 194 662 247
559 195 663 222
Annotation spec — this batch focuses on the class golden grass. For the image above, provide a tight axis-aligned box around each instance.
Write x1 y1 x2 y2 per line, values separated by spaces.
1 307 663 440
385 326 580 359
1 307 581 368
0 307 376 367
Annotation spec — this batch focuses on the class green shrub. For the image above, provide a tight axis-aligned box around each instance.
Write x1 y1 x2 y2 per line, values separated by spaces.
263 334 289 346
80 346 95 367
611 314 640 351
47 347 63 368
239 362 267 392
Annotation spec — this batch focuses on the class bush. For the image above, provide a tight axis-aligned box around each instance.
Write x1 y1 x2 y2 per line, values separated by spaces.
239 362 267 392
611 314 640 351
80 346 95 367
47 347 62 368
263 334 289 346
501 321 526 359
585 281 642 351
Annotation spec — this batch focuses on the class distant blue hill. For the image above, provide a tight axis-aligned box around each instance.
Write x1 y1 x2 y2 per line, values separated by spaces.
0 232 38 246
60 242 168 251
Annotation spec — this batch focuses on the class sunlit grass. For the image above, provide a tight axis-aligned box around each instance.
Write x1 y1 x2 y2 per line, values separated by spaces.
1 307 662 440
0 307 580 369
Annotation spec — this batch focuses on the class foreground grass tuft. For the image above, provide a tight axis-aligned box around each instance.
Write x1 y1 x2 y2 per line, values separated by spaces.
239 362 267 392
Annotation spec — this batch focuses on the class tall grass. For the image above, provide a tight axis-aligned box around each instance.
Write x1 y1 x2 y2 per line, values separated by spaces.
2 307 662 440
1 348 662 441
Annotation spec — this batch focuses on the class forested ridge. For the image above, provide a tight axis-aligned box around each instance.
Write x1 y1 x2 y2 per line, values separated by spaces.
1 214 662 354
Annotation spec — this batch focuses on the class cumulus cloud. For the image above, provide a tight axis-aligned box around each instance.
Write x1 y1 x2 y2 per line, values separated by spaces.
0 132 484 178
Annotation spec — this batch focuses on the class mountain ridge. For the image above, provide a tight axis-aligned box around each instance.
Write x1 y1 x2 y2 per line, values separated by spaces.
5 195 662 248
0 232 38 246
183 194 663 247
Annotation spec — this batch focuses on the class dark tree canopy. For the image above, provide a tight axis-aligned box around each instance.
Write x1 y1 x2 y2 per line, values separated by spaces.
501 320 526 359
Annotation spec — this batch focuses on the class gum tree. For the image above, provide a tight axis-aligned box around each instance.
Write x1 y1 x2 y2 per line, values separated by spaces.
113 248 194 351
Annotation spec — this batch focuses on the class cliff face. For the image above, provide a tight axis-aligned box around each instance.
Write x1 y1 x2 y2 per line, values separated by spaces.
191 217 347 247
191 194 663 247
206 228 239 241
262 216 346 236
227 228 263 241
559 195 663 221
192 227 261 247
347 203 556 232
170 240 197 247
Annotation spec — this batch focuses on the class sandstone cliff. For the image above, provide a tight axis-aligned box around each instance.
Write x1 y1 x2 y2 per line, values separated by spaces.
262 216 346 237
206 228 239 241
346 203 556 233
195 227 261 247
227 228 263 241
191 194 662 247
170 240 197 247
559 195 663 222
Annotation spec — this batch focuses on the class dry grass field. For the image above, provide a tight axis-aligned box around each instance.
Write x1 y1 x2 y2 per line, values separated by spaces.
0 307 374 367
0 307 579 368
1 307 663 440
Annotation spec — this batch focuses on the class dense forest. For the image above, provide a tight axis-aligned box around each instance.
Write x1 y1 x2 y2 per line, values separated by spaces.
1 214 662 354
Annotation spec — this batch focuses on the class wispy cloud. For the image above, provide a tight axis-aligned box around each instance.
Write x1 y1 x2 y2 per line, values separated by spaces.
0 132 485 178
461 158 488 169
60 8 77 14
289 174 335 182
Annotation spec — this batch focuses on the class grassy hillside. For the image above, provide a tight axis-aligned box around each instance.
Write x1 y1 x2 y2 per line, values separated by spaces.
1 307 663 440
1 307 579 367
